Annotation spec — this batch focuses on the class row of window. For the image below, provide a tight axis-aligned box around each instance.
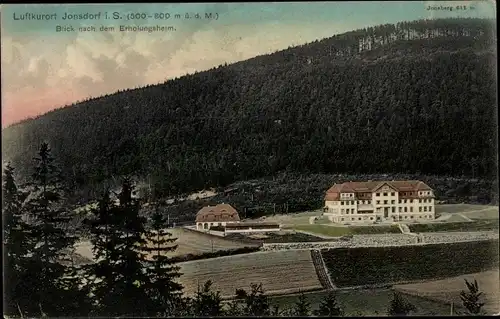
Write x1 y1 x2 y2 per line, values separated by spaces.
340 190 433 199
375 192 396 197
337 215 433 222
339 206 433 214
339 198 433 205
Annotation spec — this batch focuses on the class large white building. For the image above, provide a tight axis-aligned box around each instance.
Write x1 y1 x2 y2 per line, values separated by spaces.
324 180 435 224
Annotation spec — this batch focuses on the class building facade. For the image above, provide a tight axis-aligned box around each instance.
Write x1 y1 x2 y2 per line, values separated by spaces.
324 180 435 224
195 203 240 230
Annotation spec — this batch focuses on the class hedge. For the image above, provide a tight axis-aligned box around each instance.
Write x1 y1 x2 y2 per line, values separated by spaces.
321 239 499 287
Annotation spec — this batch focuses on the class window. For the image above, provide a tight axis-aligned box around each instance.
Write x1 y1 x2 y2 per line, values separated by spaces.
376 193 380 196
428 206 432 212
404 207 408 212
341 209 345 213
383 192 387 196
391 192 395 196
418 199 421 203
341 218 344 221
410 207 413 212
398 200 402 204
391 207 395 212
341 202 344 205
410 216 413 219
399 207 402 212
391 200 395 204
376 200 380 204
424 207 427 212
358 218 361 221
384 200 388 204
370 217 373 220
419 207 422 212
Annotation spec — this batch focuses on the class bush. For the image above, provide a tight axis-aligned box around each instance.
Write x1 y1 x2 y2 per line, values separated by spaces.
408 220 498 233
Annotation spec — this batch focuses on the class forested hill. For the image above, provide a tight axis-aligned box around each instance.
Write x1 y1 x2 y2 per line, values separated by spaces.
2 18 497 198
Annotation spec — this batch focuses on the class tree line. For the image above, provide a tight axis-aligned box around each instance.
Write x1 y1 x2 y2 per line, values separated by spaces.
1 18 496 201
3 142 491 317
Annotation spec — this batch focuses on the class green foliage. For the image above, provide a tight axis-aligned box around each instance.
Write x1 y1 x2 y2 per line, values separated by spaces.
387 292 417 316
189 280 225 317
15 143 87 317
231 283 272 316
460 279 485 315
321 240 499 287
142 207 184 316
408 220 498 233
2 163 37 317
313 290 344 317
2 18 496 201
292 293 311 316
84 178 151 316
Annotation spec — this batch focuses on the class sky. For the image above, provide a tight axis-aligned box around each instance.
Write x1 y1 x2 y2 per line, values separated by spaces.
0 1 496 127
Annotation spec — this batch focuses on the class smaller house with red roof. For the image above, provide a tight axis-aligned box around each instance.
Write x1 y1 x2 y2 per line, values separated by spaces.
324 180 435 224
195 203 241 230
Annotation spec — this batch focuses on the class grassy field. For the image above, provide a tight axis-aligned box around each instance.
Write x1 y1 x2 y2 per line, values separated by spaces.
177 250 322 298
394 270 499 315
269 288 452 316
408 220 499 233
292 224 401 237
435 204 499 219
321 240 499 288
224 231 329 243
251 210 320 226
144 228 258 257
76 227 257 261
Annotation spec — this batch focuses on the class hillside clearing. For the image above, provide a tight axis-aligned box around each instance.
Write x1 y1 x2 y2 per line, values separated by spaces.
436 204 499 220
75 227 256 261
177 250 322 298
394 270 500 314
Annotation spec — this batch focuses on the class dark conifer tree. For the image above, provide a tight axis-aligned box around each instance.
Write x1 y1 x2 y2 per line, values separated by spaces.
18 143 84 316
239 283 271 316
188 280 225 317
387 291 417 316
460 279 485 315
293 292 311 316
142 205 184 316
2 163 37 317
84 177 151 316
314 290 344 317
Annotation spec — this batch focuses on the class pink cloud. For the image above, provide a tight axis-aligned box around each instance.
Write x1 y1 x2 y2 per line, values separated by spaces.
2 86 85 128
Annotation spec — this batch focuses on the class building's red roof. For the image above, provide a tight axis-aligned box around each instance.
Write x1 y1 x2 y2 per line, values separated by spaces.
195 203 240 223
324 180 432 201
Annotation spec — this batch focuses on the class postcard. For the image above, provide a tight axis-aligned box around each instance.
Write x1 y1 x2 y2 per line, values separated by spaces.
1 1 498 317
